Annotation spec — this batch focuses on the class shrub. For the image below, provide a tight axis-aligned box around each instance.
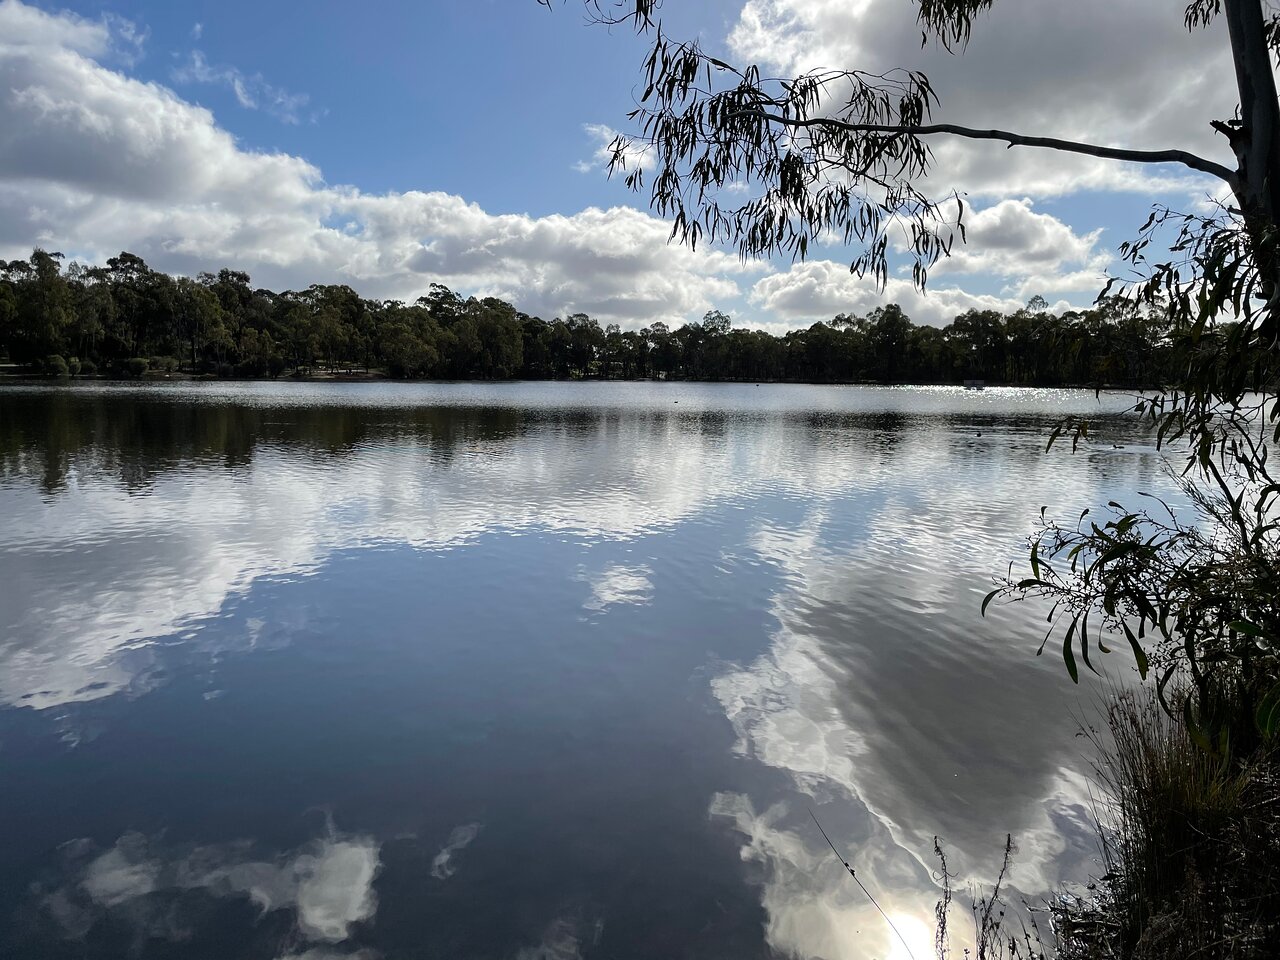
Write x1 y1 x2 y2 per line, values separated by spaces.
236 357 267 378
125 357 149 378
66 357 81 376
43 354 69 378
148 356 179 374
78 358 97 377
267 355 286 378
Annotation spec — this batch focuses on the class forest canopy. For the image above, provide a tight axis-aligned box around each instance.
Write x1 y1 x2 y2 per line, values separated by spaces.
1 249 1179 387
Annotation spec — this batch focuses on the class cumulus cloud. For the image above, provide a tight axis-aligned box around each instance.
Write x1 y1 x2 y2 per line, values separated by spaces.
709 792 940 960
190 834 381 942
574 122 652 175
0 0 759 329
0 0 143 62
725 0 1232 199
0 391 770 709
748 259 1077 327
172 49 315 125
932 198 1108 281
0 0 1220 333
80 835 161 908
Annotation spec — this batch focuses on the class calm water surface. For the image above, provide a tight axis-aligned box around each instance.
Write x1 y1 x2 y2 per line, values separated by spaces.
0 382 1172 960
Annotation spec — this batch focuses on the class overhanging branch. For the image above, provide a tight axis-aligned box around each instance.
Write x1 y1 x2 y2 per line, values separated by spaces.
737 110 1239 186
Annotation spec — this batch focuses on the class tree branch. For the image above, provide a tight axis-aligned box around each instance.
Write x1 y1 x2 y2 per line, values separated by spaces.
735 110 1239 186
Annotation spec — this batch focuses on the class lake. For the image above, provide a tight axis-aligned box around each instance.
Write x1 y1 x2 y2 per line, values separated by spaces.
0 382 1170 960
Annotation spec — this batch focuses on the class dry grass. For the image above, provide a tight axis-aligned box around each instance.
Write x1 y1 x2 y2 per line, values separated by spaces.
1054 690 1280 960
923 688 1279 960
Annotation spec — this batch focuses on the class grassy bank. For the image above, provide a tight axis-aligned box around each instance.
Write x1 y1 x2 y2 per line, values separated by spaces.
1058 692 1279 960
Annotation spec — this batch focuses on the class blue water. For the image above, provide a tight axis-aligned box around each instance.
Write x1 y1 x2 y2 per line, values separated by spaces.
0 382 1170 959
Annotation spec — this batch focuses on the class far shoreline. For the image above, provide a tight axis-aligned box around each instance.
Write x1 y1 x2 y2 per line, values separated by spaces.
0 370 1154 393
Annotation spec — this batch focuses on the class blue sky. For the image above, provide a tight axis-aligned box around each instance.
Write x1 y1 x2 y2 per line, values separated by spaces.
0 0 1237 329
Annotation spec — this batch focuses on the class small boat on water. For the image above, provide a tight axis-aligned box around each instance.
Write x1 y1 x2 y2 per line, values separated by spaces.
964 379 985 391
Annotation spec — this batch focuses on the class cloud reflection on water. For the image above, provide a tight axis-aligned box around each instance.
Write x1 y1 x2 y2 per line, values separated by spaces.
0 385 1151 711
430 822 482 880
707 472 1132 957
582 563 654 613
0 383 1176 960
39 826 381 949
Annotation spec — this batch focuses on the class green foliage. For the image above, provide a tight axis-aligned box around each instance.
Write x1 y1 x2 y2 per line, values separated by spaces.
125 357 149 378
917 0 996 48
987 204 1280 753
43 354 69 378
0 281 15 356
990 461 1279 753
616 37 953 286
0 249 1178 386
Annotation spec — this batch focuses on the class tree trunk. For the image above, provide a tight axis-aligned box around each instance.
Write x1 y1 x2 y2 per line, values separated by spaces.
1224 0 1280 289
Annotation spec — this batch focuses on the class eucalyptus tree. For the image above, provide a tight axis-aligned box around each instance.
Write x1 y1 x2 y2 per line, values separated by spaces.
556 0 1280 740
172 277 224 371
12 250 73 363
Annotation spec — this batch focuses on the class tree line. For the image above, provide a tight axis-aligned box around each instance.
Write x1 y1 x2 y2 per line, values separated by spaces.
1 248 1177 386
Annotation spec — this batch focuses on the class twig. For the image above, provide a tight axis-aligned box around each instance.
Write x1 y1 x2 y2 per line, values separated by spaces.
810 809 919 960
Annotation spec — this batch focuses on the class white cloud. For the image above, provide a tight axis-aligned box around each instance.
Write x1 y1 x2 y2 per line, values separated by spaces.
101 12 148 65
725 0 1233 199
0 0 143 62
0 0 1220 335
172 49 314 125
0 388 782 709
748 259 1077 327
0 1 761 329
709 792 941 960
191 22 203 40
574 122 650 175
932 198 1107 280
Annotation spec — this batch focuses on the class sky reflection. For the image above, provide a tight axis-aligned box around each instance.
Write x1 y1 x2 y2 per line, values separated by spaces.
0 382 1176 959
36 824 380 954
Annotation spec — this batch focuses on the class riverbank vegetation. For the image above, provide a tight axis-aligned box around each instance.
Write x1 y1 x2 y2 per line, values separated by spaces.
929 689 1279 959
988 433 1280 957
1 249 1178 386
1071 692 1278 959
